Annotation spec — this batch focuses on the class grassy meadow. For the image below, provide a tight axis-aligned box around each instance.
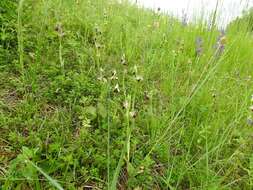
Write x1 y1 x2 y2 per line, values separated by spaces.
1 0 253 189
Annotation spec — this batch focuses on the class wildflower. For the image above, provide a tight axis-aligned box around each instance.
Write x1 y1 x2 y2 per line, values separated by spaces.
207 22 212 31
97 76 107 83
95 42 103 49
123 68 128 75
103 10 108 19
121 54 126 65
114 83 120 93
96 53 101 58
187 59 192 64
94 24 102 35
110 75 118 81
215 30 226 55
250 105 253 112
220 36 227 45
162 33 168 42
123 100 130 110
97 75 103 81
246 76 252 82
22 127 29 137
153 21 160 29
137 166 145 174
74 127 80 138
212 93 217 98
135 75 143 82
195 37 203 56
97 68 107 82
247 117 253 126
112 69 117 76
181 10 188 26
172 50 177 57
217 43 225 55
29 52 35 59
132 65 138 75
110 69 118 80
55 22 65 37
178 43 184 52
82 118 92 128
99 68 105 73
103 78 108 83
129 110 137 118
144 91 151 101
55 23 62 32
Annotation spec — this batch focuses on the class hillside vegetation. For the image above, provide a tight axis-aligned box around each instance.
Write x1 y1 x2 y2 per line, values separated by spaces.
1 0 253 189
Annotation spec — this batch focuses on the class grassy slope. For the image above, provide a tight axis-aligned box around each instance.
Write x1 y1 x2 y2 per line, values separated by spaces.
1 0 253 189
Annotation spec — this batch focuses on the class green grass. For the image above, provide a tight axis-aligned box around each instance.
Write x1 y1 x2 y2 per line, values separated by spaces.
1 0 253 189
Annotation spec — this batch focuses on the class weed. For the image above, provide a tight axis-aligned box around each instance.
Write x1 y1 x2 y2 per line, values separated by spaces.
1 0 253 189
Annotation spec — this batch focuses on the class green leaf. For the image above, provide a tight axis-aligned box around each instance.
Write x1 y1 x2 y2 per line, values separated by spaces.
85 106 97 119
97 102 107 118
27 160 64 190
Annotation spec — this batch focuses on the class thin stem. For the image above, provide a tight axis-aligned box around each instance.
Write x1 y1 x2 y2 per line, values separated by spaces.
107 82 111 190
18 0 25 76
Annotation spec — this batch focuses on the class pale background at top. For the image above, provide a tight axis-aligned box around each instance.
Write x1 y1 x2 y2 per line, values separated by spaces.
132 0 253 27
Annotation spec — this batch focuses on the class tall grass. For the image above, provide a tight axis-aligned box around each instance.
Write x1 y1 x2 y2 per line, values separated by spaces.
1 0 253 189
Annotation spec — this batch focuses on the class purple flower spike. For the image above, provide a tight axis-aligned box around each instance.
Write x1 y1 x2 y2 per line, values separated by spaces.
195 37 203 56
215 30 226 56
218 44 225 54
182 10 188 26
217 30 225 42
220 29 226 36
